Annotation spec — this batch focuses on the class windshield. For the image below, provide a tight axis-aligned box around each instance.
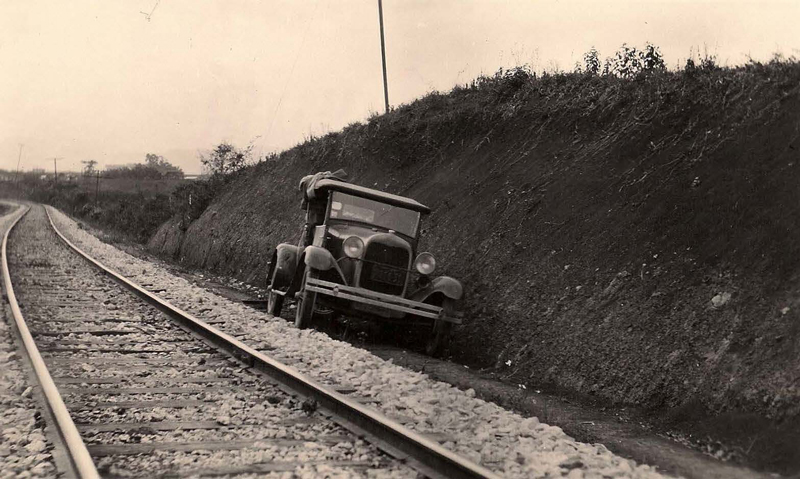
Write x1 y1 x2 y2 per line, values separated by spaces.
328 192 420 237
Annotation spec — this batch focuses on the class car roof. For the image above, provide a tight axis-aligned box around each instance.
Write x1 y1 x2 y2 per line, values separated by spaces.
312 179 431 214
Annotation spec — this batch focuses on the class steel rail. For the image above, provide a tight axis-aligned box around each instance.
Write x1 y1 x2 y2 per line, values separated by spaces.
1 205 101 479
44 206 501 479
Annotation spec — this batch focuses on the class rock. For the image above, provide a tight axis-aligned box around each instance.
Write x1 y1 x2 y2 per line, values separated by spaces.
710 292 732 308
560 456 584 470
301 398 318 415
24 438 46 453
216 415 231 425
567 469 584 479
30 462 52 476
518 417 540 436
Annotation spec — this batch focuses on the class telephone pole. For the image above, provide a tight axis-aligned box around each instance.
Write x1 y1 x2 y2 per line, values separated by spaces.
53 157 63 187
377 0 389 113
95 171 100 208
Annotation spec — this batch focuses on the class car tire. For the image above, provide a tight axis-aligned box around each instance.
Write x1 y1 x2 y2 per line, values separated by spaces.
294 268 317 329
424 318 452 356
424 298 455 357
266 256 285 317
267 288 283 317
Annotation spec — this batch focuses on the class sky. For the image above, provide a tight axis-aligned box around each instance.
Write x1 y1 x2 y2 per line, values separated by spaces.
1 1 798 175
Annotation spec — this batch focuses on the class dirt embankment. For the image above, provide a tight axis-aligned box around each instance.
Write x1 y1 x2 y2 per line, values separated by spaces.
149 62 800 455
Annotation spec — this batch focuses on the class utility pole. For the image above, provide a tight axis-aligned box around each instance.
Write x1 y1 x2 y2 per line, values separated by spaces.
377 0 389 113
52 157 63 188
95 171 100 208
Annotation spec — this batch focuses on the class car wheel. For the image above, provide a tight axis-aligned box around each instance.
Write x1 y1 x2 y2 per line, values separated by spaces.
424 318 452 356
267 288 283 317
294 268 317 329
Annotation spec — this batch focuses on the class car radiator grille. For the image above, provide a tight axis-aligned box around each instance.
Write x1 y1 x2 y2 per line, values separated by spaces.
360 242 409 295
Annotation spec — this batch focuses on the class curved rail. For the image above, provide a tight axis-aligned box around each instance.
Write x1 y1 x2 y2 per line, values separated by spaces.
43 206 500 479
1 204 101 479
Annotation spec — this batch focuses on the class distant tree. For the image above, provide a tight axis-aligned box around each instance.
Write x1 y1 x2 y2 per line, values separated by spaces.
101 154 183 180
144 153 184 178
82 160 98 177
145 153 161 167
103 164 160 180
200 143 252 176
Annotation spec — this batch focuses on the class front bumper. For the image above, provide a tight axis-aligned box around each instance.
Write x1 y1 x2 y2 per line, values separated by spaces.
305 277 463 324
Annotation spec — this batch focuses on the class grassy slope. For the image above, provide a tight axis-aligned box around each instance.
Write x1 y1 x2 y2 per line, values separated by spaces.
149 62 800 432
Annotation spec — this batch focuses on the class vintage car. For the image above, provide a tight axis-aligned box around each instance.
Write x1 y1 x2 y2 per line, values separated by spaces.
265 172 464 355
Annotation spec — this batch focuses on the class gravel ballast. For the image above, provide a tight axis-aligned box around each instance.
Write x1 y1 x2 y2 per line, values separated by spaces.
47 205 675 479
9 205 413 478
0 204 58 479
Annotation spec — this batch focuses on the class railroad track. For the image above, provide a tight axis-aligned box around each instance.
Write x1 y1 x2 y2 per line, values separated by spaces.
2 204 499 479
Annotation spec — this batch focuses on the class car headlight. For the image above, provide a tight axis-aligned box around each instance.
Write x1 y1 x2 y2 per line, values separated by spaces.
343 236 365 258
414 252 436 275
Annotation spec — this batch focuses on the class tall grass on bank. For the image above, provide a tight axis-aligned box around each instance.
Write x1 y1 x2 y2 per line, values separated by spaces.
10 50 797 246
21 182 174 243
6 166 248 243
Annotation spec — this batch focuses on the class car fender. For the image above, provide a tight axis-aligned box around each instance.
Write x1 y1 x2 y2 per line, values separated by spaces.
410 276 464 303
268 243 299 291
303 245 339 272
287 246 348 295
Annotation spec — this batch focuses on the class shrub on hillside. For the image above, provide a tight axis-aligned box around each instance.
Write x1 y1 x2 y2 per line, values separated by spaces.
168 142 256 230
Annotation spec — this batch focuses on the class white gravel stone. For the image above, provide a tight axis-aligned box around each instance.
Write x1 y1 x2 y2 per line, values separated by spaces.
47 206 677 479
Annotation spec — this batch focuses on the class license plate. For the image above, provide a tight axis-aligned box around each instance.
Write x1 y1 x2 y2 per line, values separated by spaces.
370 265 405 286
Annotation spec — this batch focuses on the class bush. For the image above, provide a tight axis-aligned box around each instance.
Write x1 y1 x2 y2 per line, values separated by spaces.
200 143 253 176
603 42 666 78
583 47 601 75
642 43 666 71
